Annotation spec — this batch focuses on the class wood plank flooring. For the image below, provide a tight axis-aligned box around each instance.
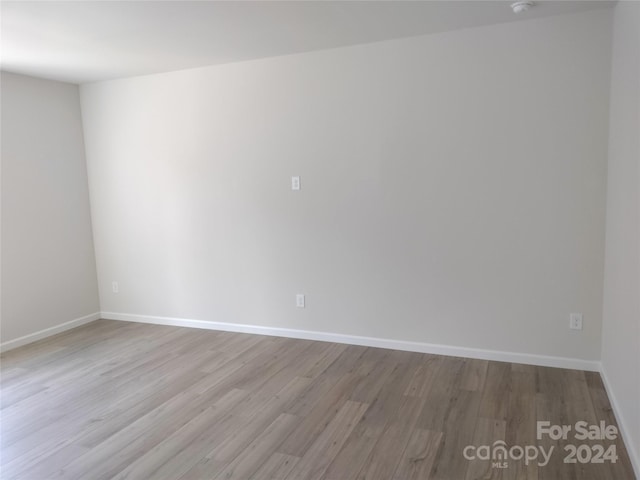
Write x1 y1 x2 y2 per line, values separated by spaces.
0 320 635 479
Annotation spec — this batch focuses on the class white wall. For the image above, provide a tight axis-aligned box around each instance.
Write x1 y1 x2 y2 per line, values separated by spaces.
601 1 640 472
1 72 100 344
81 9 612 362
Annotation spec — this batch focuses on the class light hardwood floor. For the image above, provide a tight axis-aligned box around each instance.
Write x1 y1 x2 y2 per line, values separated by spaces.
0 320 635 479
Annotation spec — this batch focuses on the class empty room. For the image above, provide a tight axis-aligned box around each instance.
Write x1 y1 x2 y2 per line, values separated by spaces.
1 0 638 479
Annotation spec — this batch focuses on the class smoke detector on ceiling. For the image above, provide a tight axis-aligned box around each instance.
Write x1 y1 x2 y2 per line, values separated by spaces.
511 1 534 14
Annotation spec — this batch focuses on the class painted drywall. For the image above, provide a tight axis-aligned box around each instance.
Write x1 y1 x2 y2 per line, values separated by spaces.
1 72 100 343
81 9 612 361
601 1 640 472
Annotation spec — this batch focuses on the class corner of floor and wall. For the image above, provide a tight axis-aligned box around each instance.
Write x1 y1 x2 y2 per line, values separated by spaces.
1 3 638 477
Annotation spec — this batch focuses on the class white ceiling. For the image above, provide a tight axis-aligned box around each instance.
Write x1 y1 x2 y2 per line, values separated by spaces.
1 1 613 84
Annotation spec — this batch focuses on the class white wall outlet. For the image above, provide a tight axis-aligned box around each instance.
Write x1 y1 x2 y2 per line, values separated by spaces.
112 281 119 293
296 294 305 308
291 176 301 191
569 313 583 330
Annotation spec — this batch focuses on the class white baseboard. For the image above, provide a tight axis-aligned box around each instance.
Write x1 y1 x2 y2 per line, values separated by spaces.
0 312 101 353
599 363 640 479
100 311 600 372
